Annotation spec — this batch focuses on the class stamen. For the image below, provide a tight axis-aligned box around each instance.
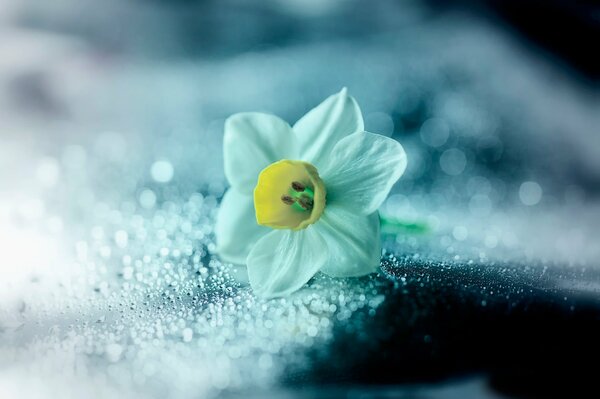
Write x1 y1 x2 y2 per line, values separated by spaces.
297 195 314 211
291 181 305 192
254 159 325 229
281 195 295 205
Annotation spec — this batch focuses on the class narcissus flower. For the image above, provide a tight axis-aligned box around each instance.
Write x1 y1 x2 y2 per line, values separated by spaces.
216 89 407 297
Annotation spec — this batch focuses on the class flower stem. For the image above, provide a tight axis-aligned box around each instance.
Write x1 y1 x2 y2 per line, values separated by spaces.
379 215 429 235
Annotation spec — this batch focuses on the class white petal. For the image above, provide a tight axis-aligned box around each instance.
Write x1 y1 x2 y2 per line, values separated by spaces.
215 188 269 264
320 132 407 214
247 227 327 298
316 204 381 277
293 88 364 168
224 113 297 194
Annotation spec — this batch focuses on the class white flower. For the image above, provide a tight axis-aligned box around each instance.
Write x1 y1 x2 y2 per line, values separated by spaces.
216 88 407 297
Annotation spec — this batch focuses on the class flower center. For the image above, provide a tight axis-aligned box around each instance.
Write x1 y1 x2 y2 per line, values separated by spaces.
254 160 326 230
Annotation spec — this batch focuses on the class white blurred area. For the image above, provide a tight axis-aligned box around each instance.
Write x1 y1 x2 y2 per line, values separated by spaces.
0 0 598 291
0 0 599 298
0 150 72 306
0 1 599 398
0 2 83 308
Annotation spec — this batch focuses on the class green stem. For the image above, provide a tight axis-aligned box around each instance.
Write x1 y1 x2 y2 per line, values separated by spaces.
379 214 430 234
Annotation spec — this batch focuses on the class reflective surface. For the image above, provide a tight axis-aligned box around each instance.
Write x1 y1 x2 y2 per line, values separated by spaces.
1 1 599 398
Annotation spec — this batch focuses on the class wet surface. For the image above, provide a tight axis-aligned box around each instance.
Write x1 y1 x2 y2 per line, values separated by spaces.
1 1 599 398
293 255 600 397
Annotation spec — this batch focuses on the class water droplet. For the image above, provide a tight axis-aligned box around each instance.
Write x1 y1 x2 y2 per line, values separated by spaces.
182 328 193 342
519 181 542 206
452 226 468 241
420 118 449 147
439 148 466 176
150 160 174 183
105 343 123 362
115 230 128 248
139 189 157 209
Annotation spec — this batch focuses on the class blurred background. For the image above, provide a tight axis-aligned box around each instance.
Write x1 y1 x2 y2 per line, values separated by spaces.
1 1 599 398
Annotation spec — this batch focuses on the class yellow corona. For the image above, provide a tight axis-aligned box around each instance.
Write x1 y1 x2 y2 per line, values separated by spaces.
254 160 326 230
